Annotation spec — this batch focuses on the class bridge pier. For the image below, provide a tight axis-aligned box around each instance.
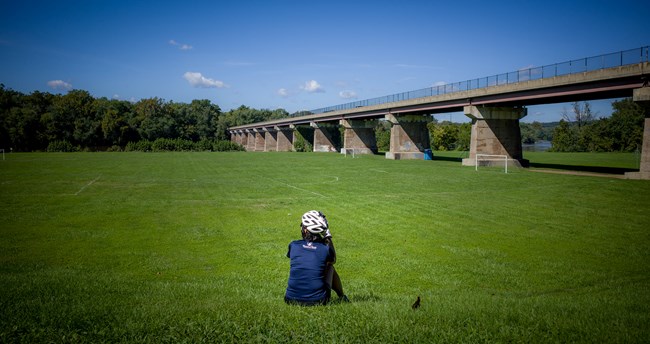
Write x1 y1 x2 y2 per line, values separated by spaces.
385 114 431 160
311 122 340 152
240 130 247 146
462 106 529 167
254 129 266 151
276 126 294 152
236 130 246 147
245 130 256 151
625 87 650 180
230 131 238 144
263 127 278 152
340 119 377 155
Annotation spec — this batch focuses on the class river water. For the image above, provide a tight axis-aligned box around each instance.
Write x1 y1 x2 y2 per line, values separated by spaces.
522 140 552 152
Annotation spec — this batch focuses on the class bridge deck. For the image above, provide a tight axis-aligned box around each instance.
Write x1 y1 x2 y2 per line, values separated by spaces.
230 61 648 131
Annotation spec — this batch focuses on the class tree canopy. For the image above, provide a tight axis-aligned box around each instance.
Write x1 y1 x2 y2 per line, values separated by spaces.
0 85 289 151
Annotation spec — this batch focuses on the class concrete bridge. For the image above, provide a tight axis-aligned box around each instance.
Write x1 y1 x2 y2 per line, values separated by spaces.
229 47 650 179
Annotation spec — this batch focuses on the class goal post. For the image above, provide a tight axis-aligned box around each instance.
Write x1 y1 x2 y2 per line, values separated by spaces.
475 154 509 173
341 148 358 158
341 147 375 158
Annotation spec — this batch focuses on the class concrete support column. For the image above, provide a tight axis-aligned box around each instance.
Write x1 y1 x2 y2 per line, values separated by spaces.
253 129 265 152
340 119 377 155
276 125 294 152
625 87 650 179
462 106 528 167
385 114 431 160
246 130 256 151
311 122 340 152
264 127 278 152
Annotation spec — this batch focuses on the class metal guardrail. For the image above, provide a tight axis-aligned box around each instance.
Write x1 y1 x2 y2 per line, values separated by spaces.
307 46 649 115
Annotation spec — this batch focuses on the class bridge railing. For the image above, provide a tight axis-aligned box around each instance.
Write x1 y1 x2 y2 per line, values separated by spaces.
307 46 649 115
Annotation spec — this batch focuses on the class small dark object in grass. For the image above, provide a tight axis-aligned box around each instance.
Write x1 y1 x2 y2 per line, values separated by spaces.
412 296 420 309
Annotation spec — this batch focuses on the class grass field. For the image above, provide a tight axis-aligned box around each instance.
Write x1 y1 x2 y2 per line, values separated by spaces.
1 152 649 343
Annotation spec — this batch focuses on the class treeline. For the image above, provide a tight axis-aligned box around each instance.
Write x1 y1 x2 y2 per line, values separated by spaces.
0 85 289 152
550 100 645 152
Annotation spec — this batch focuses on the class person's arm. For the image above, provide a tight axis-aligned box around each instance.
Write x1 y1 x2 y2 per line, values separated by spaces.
325 238 336 264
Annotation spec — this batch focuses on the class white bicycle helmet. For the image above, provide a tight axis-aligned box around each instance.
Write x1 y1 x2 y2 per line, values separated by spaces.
301 210 329 235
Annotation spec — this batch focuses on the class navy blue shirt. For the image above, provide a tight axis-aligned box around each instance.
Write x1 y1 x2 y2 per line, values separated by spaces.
285 240 335 304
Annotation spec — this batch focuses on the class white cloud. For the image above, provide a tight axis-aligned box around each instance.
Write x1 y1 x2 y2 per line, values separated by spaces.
301 80 324 93
183 72 227 88
169 39 193 50
339 90 357 99
433 81 447 87
277 88 289 97
47 80 72 90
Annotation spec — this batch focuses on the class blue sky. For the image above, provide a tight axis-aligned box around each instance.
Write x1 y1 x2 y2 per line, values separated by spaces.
1 0 648 123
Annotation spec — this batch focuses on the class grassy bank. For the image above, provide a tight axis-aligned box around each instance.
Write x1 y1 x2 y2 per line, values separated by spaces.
1 152 649 342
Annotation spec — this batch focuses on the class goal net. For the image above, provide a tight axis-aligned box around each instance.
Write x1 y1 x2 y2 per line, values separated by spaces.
341 148 360 158
475 154 509 173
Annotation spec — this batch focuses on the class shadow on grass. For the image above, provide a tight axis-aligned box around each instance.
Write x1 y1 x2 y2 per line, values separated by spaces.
433 156 463 163
529 162 637 175
431 155 637 175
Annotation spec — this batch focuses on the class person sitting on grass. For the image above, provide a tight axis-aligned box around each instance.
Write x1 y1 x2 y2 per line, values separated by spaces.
284 210 350 306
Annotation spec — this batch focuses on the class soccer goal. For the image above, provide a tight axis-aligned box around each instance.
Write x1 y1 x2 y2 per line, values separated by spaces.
341 148 359 158
475 154 509 173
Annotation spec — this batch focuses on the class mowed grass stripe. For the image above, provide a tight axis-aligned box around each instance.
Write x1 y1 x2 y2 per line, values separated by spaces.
1 152 649 342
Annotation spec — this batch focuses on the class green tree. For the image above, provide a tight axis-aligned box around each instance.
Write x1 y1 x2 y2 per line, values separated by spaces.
269 108 289 120
97 98 136 146
582 118 613 152
551 101 596 152
173 100 221 141
44 90 95 146
374 120 391 152
132 98 176 141
456 122 471 151
1 87 53 151
0 85 21 149
429 121 459 151
7 106 42 151
550 120 579 152
608 98 644 152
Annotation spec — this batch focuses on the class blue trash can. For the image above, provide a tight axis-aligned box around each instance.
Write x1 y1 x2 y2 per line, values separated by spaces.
424 149 433 160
